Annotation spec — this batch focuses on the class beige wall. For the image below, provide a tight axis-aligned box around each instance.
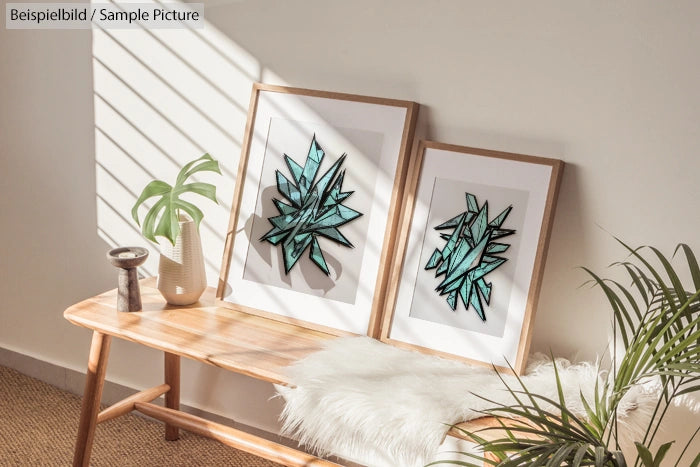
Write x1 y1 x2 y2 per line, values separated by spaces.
2 0 698 460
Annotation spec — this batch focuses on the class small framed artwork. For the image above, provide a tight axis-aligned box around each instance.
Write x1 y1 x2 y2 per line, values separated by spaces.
380 141 563 373
217 83 418 336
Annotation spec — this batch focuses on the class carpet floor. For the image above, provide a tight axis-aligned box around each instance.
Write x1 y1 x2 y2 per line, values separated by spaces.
0 365 283 466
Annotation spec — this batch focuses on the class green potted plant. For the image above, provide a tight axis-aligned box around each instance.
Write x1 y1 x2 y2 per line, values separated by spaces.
436 240 700 467
131 154 221 305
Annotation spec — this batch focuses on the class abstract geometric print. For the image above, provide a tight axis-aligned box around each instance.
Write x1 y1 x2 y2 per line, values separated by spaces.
425 193 515 321
261 135 363 276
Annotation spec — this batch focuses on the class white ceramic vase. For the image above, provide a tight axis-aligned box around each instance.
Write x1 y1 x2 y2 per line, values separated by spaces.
157 217 206 306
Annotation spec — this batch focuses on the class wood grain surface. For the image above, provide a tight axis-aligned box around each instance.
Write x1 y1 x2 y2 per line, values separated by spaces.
64 278 336 385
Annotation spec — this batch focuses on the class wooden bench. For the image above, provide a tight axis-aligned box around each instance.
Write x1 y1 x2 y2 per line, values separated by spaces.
64 278 499 466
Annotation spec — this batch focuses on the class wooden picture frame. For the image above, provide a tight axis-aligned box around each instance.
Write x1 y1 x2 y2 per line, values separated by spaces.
380 140 563 374
217 83 418 336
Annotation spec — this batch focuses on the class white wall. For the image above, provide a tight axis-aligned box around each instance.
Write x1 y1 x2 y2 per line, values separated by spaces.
1 0 698 462
0 5 109 362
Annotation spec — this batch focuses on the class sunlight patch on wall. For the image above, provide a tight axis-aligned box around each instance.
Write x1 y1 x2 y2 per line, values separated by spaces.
93 0 261 283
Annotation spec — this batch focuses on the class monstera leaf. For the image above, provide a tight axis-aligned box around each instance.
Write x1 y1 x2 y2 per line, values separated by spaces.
131 154 221 245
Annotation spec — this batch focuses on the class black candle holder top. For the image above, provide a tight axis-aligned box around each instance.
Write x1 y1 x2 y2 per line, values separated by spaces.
107 247 149 312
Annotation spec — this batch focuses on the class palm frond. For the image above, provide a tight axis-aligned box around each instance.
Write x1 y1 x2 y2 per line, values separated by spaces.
432 241 700 467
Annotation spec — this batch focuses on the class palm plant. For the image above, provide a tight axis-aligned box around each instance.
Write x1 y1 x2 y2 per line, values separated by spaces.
435 239 700 467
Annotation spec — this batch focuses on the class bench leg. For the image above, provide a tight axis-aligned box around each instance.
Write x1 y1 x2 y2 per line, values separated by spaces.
73 331 111 467
164 352 180 440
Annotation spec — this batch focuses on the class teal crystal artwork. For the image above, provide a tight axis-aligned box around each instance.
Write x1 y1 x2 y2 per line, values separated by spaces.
425 193 515 321
261 135 362 275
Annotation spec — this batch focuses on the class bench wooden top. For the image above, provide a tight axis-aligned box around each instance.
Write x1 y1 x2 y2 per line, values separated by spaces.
64 278 502 445
63 278 337 385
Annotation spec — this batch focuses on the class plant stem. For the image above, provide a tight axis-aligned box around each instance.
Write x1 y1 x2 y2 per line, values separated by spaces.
645 380 679 445
613 314 620 451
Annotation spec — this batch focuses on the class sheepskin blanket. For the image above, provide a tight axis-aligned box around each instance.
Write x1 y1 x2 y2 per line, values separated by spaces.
276 337 655 466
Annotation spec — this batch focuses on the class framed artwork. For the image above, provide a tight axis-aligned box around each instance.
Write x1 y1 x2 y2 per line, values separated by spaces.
380 141 563 373
217 83 418 336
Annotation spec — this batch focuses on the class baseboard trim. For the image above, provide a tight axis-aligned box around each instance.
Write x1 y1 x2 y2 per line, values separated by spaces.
0 346 294 449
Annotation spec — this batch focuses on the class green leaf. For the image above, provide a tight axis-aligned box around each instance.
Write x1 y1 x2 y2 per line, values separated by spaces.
650 246 688 307
140 197 168 242
131 154 220 245
552 356 569 426
131 181 171 225
425 457 484 467
173 199 204 228
652 441 673 467
675 243 700 291
175 153 220 186
436 240 700 467
572 444 589 466
594 445 606 467
611 450 627 467
621 262 652 312
635 442 654 466
581 266 633 348
611 278 643 330
579 390 602 436
615 238 679 319
154 198 179 245
178 182 218 204
546 443 578 466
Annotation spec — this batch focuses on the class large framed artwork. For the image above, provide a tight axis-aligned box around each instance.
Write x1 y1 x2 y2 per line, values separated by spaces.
217 83 418 336
380 141 563 373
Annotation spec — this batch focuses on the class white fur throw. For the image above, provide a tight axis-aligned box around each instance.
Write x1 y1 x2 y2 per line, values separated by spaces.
276 337 654 466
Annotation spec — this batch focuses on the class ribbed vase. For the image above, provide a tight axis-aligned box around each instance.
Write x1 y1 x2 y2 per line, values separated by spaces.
157 218 206 306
